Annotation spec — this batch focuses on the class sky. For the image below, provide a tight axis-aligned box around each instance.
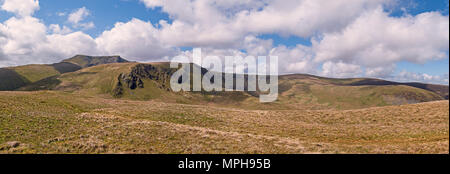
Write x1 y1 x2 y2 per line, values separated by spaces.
0 0 449 84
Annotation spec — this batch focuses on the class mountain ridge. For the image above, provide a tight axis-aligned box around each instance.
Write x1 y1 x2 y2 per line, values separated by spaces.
0 56 448 110
0 55 130 91
35 61 448 110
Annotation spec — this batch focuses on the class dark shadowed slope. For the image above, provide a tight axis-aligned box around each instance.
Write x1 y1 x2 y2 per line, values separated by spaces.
0 68 30 91
0 55 129 91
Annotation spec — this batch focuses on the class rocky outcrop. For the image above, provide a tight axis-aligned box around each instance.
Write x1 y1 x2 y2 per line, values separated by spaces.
112 64 175 97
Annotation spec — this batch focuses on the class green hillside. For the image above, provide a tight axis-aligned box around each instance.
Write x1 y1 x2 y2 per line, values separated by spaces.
13 64 61 82
1 56 447 110
63 55 129 68
36 62 446 110
0 64 62 91
0 55 129 91
0 59 448 154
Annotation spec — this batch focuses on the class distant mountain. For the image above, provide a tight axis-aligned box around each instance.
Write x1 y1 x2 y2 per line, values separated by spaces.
0 56 448 109
21 62 445 110
0 55 129 91
323 78 449 100
62 55 129 68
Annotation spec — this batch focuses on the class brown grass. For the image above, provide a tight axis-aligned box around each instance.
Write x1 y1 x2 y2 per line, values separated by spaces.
0 91 448 154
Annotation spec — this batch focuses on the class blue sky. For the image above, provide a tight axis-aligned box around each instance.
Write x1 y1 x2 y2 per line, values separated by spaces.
388 0 449 77
0 0 448 84
1 0 443 38
7 0 170 36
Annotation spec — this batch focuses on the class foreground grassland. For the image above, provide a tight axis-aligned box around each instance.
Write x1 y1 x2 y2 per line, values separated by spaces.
0 91 448 154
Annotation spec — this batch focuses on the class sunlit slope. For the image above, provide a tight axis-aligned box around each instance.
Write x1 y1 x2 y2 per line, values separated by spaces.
277 75 445 109
52 62 249 106
55 63 138 95
0 91 447 154
35 62 447 110
317 76 449 99
62 55 129 68
0 55 129 91
0 62 81 91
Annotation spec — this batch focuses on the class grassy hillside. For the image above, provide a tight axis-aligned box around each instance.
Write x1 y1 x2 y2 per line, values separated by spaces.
0 91 447 154
0 59 448 154
1 58 447 109
63 55 129 68
12 64 61 83
0 64 62 91
319 77 449 99
0 55 129 91
0 68 30 91
37 62 445 110
276 75 445 109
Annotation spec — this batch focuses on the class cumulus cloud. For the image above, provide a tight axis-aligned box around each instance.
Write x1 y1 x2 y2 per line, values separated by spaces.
95 18 178 61
268 44 317 74
233 0 389 37
68 7 89 24
313 7 449 67
0 16 46 56
49 24 72 35
0 0 448 84
141 0 389 47
0 15 98 66
78 21 95 30
365 65 396 78
321 61 362 78
394 71 449 85
0 16 179 66
67 7 95 30
1 0 39 17
0 2 180 66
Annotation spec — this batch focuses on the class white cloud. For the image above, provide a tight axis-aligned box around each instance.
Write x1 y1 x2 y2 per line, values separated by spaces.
0 15 98 66
321 61 362 78
394 71 449 85
141 0 390 48
49 24 72 35
79 21 95 30
0 16 182 66
67 7 95 30
0 16 46 56
365 65 396 78
0 0 449 85
233 0 389 37
313 7 449 67
1 0 39 17
268 44 317 74
95 18 178 61
40 32 98 60
68 7 90 24
56 12 66 16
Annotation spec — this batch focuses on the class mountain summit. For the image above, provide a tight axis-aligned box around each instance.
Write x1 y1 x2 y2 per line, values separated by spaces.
62 55 129 68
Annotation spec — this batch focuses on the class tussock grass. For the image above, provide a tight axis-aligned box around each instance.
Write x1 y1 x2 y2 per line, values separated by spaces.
0 91 447 154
